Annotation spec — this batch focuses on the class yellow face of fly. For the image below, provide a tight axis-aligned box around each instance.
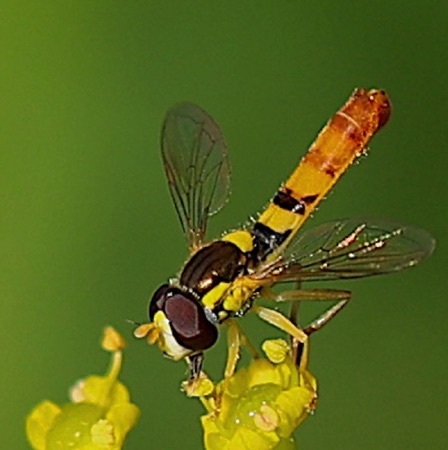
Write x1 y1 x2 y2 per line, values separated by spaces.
135 89 435 380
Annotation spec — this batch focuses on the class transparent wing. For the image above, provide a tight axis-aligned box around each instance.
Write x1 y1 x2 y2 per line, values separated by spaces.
161 102 231 249
261 218 435 282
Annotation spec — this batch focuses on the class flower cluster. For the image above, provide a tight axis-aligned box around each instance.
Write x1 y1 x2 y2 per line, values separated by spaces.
26 327 140 450
198 339 317 450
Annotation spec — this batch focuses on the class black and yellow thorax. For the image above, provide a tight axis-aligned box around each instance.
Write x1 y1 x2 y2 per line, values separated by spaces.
178 226 282 322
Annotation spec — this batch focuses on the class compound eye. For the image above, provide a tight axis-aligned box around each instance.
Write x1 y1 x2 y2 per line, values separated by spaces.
149 284 171 320
164 293 218 352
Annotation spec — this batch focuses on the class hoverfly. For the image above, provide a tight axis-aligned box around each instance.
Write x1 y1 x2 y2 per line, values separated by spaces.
134 89 435 381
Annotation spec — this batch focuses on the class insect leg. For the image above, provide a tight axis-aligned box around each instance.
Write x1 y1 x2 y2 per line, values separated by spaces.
259 287 351 331
289 282 304 365
225 319 241 378
252 305 308 343
293 298 350 369
261 286 351 302
187 352 204 380
224 318 259 378
259 288 351 365
304 296 350 334
271 288 352 332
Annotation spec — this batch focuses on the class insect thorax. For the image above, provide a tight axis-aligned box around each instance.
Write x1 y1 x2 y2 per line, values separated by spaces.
178 231 263 321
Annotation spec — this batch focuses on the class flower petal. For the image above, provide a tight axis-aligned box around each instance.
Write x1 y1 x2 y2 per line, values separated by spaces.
275 386 316 437
26 400 61 450
247 359 282 387
46 403 103 449
106 403 141 446
229 426 279 450
80 376 130 408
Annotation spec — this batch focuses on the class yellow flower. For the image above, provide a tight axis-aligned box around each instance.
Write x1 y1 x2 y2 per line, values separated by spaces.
26 327 140 450
200 339 317 450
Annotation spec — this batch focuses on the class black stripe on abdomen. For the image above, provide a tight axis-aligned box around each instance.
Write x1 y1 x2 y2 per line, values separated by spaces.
273 188 306 214
251 222 291 262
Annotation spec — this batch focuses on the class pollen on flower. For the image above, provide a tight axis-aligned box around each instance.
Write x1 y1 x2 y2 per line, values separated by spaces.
253 405 279 432
91 419 115 446
199 344 318 450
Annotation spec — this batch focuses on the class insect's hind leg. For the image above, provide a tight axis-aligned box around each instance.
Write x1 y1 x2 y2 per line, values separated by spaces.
261 286 351 302
260 287 351 333
225 318 260 378
258 287 351 367
304 297 350 334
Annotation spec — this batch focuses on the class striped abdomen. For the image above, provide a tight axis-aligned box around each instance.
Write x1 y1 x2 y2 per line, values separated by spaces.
252 88 391 261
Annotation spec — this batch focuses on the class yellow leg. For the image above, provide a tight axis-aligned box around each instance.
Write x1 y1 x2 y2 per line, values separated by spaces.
263 287 352 333
225 319 241 378
294 299 349 369
304 298 350 334
259 286 351 336
225 318 259 378
252 305 308 343
255 289 351 367
261 286 351 302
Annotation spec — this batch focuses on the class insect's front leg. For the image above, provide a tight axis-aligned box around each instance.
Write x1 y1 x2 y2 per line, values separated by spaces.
183 353 216 398
224 318 259 378
187 352 204 380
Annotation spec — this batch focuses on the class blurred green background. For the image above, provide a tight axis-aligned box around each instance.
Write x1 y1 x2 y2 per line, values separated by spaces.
2 1 447 449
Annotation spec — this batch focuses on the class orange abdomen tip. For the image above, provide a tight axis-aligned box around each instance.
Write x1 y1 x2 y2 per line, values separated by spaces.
367 89 392 129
